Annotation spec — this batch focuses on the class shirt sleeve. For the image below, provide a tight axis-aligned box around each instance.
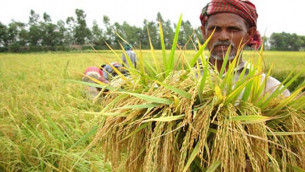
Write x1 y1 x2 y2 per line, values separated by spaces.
263 74 290 97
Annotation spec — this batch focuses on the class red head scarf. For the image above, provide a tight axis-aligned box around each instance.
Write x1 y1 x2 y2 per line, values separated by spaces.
200 0 261 49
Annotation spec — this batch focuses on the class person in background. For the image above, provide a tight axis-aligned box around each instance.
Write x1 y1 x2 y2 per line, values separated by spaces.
102 62 128 81
122 44 137 68
82 66 108 99
82 62 125 99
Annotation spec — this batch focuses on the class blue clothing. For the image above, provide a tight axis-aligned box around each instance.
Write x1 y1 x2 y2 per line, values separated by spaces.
122 50 137 68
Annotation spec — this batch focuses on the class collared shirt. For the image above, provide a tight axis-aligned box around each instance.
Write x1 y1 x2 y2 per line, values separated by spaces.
196 58 290 97
224 61 290 97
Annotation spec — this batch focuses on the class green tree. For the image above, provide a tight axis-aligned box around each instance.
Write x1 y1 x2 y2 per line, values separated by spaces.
156 12 175 49
0 22 8 47
74 9 91 45
56 20 67 46
40 12 61 47
28 10 42 46
179 20 194 49
270 32 305 51
142 19 158 49
65 16 76 45
18 24 28 47
119 21 142 48
91 20 105 47
29 9 39 25
270 32 287 50
103 15 115 47
289 33 304 51
112 22 123 48
5 21 28 51
43 12 51 23
301 36 305 51
195 27 204 50
162 20 175 49
7 21 27 45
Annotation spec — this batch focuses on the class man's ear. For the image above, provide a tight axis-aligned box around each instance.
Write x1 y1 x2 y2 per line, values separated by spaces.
247 27 257 40
200 25 207 41
246 27 262 49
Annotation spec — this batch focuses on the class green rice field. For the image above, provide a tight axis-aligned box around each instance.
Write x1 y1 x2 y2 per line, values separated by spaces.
0 50 304 171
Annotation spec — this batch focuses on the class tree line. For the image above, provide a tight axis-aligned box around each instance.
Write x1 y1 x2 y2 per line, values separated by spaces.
0 9 202 52
0 9 304 52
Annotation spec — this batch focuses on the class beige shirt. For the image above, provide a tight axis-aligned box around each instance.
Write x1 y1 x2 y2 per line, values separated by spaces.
232 61 290 97
196 58 290 97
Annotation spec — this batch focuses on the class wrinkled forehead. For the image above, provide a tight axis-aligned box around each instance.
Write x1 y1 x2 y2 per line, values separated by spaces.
205 13 249 29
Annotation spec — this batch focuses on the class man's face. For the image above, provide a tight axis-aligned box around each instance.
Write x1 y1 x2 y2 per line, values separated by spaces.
201 13 252 61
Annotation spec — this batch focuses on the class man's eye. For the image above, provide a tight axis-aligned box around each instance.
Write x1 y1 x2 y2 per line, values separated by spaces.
228 27 241 32
208 27 220 31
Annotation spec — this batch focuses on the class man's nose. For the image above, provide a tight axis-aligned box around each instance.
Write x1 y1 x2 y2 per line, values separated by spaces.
218 30 230 41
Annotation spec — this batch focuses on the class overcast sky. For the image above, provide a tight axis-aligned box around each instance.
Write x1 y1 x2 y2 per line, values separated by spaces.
1 0 305 37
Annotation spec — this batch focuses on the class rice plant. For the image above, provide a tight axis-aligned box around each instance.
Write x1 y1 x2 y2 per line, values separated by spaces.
91 15 305 172
0 54 112 171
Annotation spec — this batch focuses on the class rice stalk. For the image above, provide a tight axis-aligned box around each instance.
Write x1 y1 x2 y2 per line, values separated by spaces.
90 17 305 172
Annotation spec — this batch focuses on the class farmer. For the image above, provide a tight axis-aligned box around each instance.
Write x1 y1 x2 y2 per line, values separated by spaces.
102 62 128 80
199 0 290 97
82 62 125 99
122 44 137 68
82 66 108 99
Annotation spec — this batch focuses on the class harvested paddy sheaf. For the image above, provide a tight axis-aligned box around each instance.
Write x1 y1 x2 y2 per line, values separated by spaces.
91 17 305 171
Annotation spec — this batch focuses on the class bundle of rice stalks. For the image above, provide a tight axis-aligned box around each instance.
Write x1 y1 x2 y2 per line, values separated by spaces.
89 16 305 171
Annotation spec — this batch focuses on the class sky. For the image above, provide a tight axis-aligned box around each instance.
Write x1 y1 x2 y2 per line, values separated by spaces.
1 0 305 37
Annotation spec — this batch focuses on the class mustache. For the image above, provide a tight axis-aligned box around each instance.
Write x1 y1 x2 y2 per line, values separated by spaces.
212 41 235 49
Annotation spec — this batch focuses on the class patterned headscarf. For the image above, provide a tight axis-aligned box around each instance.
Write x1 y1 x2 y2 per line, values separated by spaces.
200 0 261 49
